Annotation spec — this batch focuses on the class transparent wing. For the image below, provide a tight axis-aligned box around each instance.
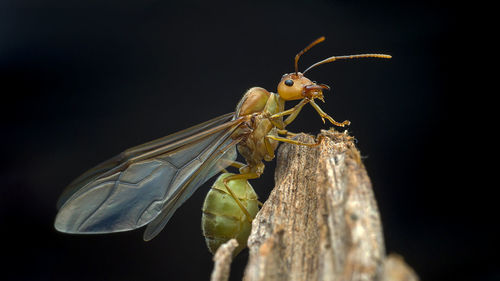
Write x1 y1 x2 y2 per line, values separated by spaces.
55 113 243 235
56 112 237 209
143 135 238 240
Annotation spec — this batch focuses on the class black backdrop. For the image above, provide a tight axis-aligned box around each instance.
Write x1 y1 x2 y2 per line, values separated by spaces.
2 1 494 281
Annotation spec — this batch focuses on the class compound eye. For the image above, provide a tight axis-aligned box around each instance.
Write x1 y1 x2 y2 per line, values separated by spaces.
284 79 294 86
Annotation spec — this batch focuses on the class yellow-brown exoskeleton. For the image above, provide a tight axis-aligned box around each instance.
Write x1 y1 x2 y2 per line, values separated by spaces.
54 37 390 255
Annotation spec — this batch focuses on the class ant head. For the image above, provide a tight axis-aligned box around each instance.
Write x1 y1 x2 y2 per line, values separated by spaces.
276 37 327 101
277 73 327 101
276 36 391 101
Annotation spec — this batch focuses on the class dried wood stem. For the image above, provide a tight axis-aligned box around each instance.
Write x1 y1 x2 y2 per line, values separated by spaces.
211 239 239 281
212 129 418 281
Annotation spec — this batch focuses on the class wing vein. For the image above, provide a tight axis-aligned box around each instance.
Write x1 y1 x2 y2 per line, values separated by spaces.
78 170 124 231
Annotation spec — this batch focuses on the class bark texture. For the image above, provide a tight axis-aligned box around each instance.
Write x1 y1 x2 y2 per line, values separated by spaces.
211 129 418 281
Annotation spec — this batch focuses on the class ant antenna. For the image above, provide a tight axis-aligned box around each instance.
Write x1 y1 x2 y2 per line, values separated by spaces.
295 36 325 75
303 54 392 74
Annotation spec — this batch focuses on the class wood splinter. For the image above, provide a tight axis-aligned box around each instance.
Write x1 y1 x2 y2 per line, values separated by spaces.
211 239 239 281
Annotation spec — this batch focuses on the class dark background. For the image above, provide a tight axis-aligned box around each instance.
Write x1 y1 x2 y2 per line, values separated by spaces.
1 0 493 281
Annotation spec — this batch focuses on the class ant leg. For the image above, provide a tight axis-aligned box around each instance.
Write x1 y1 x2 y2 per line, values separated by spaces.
277 129 299 137
264 136 276 160
269 98 309 129
266 134 324 147
309 99 350 127
223 172 261 223
221 161 244 173
228 161 245 169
